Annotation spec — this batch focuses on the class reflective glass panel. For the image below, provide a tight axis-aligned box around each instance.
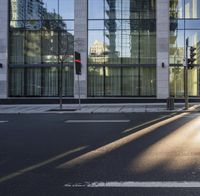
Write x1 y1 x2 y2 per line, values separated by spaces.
185 20 200 29
59 0 74 19
9 30 25 64
122 67 139 96
25 31 41 64
169 30 184 64
41 0 58 20
105 30 122 64
170 0 184 19
9 68 24 96
105 67 121 96
26 68 42 96
105 0 122 19
10 0 26 20
170 67 184 97
88 66 104 96
42 31 58 63
88 0 104 19
140 67 156 96
88 31 105 64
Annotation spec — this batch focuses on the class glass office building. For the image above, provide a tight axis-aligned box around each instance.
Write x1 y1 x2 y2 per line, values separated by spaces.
0 0 199 100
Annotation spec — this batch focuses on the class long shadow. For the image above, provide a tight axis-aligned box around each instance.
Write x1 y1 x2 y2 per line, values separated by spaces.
56 112 200 182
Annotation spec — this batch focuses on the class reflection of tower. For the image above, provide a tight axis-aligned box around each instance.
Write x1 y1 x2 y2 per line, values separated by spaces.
130 0 138 61
105 0 117 59
10 0 26 20
170 0 180 64
26 0 43 20
11 0 43 28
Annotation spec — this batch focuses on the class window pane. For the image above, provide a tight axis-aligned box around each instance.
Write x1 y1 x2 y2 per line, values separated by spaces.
88 31 105 64
10 0 26 20
42 31 58 63
122 67 139 96
9 30 25 64
59 0 74 19
185 0 200 19
88 0 104 19
26 0 43 20
88 66 104 96
89 20 104 30
170 67 184 97
25 31 41 64
59 31 74 64
10 20 25 29
26 68 42 96
140 67 156 96
186 30 200 65
122 30 139 64
42 67 58 96
9 68 24 96
62 66 74 96
105 0 122 19
188 68 198 96
170 0 184 19
185 20 200 29
41 0 58 20
105 67 121 96
105 30 122 64
140 31 156 64
169 30 184 64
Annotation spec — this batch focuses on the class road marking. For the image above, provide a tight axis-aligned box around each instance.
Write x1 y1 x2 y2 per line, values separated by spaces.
57 112 188 169
0 146 87 183
65 120 130 123
64 181 200 188
122 114 176 134
0 121 8 123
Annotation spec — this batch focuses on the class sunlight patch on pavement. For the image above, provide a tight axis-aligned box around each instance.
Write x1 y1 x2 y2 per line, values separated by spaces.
128 116 200 172
122 114 176 134
57 112 188 170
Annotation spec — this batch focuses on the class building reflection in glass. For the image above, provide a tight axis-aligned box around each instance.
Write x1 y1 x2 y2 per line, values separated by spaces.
9 0 74 97
170 0 200 97
88 0 156 97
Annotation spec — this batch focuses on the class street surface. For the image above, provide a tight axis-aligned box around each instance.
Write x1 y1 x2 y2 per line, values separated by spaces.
1 112 200 195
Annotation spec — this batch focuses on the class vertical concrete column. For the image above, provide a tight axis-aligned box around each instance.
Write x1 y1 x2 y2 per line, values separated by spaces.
74 0 88 98
156 0 170 99
0 0 8 98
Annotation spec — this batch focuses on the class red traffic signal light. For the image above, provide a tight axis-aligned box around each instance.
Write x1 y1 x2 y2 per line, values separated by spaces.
74 51 81 75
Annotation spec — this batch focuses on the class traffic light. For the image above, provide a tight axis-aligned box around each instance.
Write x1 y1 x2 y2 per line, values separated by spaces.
188 46 196 69
75 51 81 75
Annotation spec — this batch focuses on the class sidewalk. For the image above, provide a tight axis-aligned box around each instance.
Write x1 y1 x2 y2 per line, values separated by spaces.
0 103 200 113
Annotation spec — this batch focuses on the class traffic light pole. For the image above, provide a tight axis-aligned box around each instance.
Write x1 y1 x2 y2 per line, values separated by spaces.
77 74 81 110
184 38 189 110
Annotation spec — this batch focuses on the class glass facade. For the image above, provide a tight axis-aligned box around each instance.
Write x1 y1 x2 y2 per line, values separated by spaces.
9 0 74 97
88 0 156 97
170 0 200 97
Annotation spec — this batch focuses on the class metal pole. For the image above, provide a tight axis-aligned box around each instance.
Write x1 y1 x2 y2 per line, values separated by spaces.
77 74 81 110
59 61 63 110
185 38 189 110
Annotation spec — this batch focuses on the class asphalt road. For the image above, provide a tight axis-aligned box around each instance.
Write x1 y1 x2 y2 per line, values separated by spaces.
0 112 200 195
